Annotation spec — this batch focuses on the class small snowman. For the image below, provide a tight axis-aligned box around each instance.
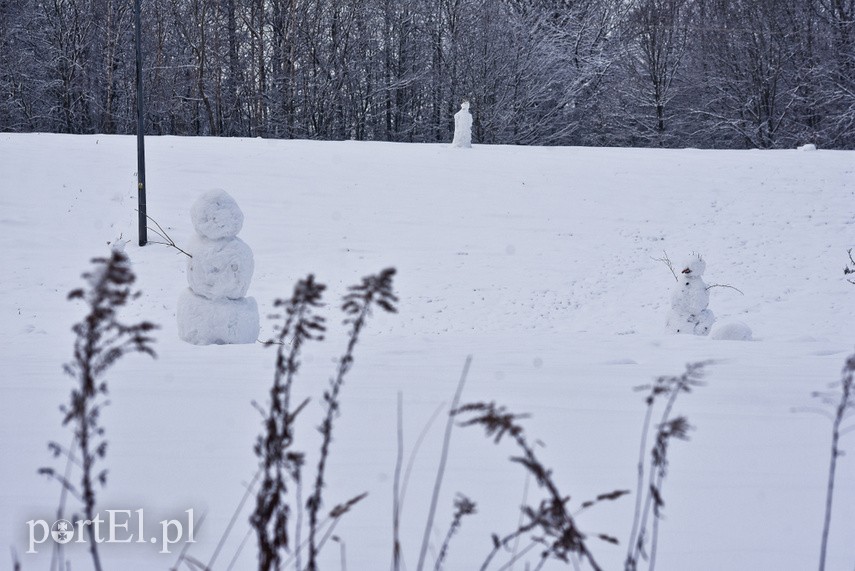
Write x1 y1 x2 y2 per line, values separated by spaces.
451 100 473 148
177 189 260 345
666 255 715 335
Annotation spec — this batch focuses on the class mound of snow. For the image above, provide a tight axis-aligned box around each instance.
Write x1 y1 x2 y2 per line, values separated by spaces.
797 143 817 151
710 320 753 341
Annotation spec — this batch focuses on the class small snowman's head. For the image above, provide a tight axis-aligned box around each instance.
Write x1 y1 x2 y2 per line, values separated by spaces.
679 255 706 278
461 100 470 111
191 189 244 240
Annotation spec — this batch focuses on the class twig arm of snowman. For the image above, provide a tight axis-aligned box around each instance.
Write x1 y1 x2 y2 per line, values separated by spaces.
705 283 744 295
136 210 193 258
656 251 743 294
652 251 678 282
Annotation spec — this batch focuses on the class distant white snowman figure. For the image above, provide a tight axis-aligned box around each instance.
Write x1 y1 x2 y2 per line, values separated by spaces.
666 255 715 335
177 189 260 345
451 100 473 148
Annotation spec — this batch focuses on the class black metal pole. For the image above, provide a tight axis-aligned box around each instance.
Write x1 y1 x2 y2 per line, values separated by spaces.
134 0 147 246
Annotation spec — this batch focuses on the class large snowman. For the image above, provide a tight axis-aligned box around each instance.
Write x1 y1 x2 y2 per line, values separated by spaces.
665 255 715 335
451 100 473 148
177 189 260 344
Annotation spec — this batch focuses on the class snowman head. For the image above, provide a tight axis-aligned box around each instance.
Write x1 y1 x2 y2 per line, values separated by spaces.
461 100 470 111
191 189 244 240
679 254 706 278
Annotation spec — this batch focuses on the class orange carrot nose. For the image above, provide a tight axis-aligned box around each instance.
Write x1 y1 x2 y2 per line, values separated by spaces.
682 268 691 274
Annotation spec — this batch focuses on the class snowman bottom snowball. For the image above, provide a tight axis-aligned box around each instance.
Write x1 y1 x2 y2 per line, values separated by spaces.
177 289 260 345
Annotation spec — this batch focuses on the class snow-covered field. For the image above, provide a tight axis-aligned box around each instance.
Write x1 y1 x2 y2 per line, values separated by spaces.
1 133 853 570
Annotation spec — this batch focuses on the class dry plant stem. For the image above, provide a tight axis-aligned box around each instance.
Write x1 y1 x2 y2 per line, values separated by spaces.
644 417 691 571
627 363 705 571
416 356 473 571
510 433 603 571
400 402 446 513
845 249 855 284
290 493 366 570
392 392 404 571
182 554 210 570
226 527 254 571
495 540 538 571
208 468 262 569
336 537 347 571
479 524 539 571
317 491 368 555
818 353 855 571
254 276 325 571
295 470 304 571
40 251 156 571
392 401 445 570
532 551 550 571
306 314 364 569
459 402 614 571
83 433 103 571
633 391 681 570
625 403 655 568
316 520 342 559
648 505 662 571
50 435 76 571
307 268 397 571
171 511 207 571
281 516 335 568
509 472 532 570
434 495 476 570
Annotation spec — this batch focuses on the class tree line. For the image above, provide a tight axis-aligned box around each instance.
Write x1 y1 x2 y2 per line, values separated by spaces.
1 0 853 149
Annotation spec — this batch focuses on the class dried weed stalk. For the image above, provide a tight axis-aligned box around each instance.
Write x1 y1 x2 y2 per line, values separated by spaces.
251 275 326 571
455 402 627 571
305 268 398 570
815 350 855 571
625 362 708 571
39 250 157 571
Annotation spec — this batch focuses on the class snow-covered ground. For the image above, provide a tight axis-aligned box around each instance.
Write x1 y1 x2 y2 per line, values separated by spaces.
1 133 853 570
